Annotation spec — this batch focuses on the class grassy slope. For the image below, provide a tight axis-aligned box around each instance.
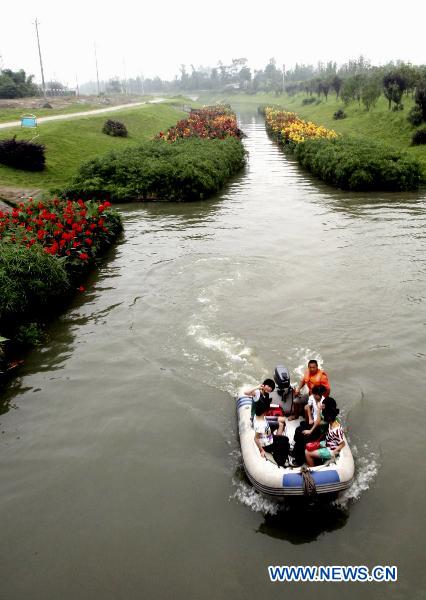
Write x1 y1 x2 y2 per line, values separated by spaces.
198 91 426 176
0 102 100 123
0 102 186 192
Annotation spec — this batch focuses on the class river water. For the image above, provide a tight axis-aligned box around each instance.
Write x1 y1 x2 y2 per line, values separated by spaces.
1 108 425 599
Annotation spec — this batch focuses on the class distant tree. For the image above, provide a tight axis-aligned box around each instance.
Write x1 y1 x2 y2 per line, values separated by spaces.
106 78 122 94
362 80 381 110
414 77 426 120
341 76 359 105
179 64 189 89
238 66 251 89
383 71 407 109
331 75 343 99
0 68 38 98
264 58 282 92
320 79 331 101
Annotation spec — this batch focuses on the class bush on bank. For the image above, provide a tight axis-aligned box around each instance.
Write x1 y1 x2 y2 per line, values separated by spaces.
293 137 422 191
0 198 122 349
62 137 246 202
61 104 246 202
261 105 422 191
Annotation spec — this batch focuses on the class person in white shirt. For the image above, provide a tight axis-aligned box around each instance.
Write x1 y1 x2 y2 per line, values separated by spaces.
253 399 289 466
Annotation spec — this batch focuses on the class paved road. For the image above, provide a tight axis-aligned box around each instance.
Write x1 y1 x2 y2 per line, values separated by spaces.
0 100 165 130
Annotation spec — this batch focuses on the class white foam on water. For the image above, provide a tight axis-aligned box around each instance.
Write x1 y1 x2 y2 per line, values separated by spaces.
291 347 324 380
335 444 380 508
231 479 280 515
186 321 262 395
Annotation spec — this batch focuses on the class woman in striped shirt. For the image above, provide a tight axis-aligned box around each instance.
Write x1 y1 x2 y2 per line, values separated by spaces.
305 405 345 466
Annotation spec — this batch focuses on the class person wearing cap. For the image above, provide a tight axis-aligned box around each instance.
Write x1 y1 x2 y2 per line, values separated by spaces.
289 359 330 420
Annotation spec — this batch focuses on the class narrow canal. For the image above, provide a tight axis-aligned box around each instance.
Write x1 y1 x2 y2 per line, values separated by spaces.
1 107 425 599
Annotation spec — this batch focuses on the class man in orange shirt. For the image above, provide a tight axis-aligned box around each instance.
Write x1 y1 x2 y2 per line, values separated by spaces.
289 359 330 420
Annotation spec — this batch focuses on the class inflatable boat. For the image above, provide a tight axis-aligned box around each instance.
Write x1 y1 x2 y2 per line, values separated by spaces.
237 366 355 500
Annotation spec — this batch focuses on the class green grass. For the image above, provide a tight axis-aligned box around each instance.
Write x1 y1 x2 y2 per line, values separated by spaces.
0 102 100 123
0 102 186 192
198 91 426 177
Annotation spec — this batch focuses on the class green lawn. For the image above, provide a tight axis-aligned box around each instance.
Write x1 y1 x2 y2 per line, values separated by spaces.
0 102 186 193
0 102 102 124
198 91 426 176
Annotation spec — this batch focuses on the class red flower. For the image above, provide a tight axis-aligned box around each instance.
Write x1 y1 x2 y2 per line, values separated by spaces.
79 252 89 260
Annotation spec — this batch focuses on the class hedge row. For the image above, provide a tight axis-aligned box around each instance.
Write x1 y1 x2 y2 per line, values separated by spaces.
260 105 422 191
61 137 246 202
292 137 422 191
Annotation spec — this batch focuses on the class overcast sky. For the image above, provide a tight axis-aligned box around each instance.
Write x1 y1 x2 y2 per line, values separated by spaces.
1 0 425 86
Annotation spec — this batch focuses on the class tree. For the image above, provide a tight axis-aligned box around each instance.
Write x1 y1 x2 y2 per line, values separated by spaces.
106 78 122 94
362 81 381 110
0 68 38 98
383 71 407 109
414 77 426 120
238 66 251 89
320 79 331 101
331 75 342 99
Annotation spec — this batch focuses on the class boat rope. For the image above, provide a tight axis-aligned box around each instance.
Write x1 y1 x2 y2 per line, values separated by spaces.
300 465 317 498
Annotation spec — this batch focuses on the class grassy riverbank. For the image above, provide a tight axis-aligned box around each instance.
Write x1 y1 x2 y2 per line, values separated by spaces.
63 105 245 202
198 91 426 177
0 102 187 195
0 94 158 124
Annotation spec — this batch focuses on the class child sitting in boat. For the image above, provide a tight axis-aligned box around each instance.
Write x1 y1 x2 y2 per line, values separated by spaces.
244 378 275 403
244 379 286 431
304 405 345 466
253 399 289 467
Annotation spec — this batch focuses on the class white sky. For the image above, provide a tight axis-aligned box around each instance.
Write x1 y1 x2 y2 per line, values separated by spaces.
1 0 425 86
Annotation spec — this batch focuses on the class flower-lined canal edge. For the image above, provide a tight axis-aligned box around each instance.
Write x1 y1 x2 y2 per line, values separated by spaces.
0 197 122 380
260 105 422 191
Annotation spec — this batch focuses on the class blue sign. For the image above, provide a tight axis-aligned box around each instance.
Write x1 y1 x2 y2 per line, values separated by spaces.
21 114 37 128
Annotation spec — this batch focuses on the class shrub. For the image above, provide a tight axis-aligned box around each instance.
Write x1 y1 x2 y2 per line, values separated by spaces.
293 137 421 191
333 109 346 120
62 137 246 202
0 243 70 330
412 127 426 145
0 136 45 171
0 198 122 281
302 97 316 105
102 119 128 137
407 106 424 127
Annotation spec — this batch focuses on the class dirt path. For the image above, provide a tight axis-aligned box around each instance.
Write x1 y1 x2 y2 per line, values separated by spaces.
0 100 166 130
0 186 43 207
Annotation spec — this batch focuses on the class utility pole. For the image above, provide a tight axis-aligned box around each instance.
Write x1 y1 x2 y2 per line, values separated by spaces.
34 18 47 99
94 43 100 96
122 58 128 95
75 73 80 97
282 63 285 95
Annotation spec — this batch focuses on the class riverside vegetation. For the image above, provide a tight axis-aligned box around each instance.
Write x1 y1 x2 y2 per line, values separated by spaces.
261 106 422 191
0 198 122 369
62 105 246 202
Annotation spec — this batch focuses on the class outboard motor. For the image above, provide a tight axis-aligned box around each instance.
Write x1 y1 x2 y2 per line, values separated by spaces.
274 365 291 398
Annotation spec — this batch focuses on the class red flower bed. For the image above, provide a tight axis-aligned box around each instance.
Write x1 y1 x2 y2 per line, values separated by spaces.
157 105 242 142
0 198 119 265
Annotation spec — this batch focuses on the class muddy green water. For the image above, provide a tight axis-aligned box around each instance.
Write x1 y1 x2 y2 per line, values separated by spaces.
1 108 425 599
